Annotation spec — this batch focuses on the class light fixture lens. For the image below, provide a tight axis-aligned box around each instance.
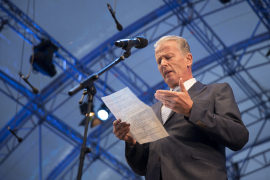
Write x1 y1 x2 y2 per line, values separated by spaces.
97 110 108 121
85 112 95 117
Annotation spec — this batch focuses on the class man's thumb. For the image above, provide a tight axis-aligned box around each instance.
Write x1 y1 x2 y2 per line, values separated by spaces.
179 78 187 92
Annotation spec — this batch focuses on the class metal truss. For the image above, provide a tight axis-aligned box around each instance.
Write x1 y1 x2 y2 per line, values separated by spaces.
0 1 171 179
0 0 177 179
1 0 270 179
227 146 270 179
0 1 176 179
193 35 270 83
81 0 249 103
225 88 270 179
47 1 268 178
80 0 205 103
0 71 142 180
143 31 270 102
0 0 178 146
247 0 270 32
0 0 115 99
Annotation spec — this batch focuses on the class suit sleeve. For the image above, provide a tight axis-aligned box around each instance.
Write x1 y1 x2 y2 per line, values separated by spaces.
188 83 249 151
125 142 149 176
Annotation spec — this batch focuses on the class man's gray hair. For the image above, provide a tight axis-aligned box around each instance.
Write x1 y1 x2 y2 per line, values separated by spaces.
154 35 191 57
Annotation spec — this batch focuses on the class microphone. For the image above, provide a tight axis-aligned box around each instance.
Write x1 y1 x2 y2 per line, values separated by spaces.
114 36 148 49
18 71 39 94
6 126 23 143
107 3 123 31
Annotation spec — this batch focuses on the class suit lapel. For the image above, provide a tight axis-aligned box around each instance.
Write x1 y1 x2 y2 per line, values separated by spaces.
188 81 207 99
164 109 175 125
163 81 207 125
155 101 163 124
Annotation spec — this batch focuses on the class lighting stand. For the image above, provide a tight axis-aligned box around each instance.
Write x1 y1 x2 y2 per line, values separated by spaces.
68 50 132 180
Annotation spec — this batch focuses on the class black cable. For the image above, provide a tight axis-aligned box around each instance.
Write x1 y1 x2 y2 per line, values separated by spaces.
114 0 117 13
27 0 35 78
14 0 31 129
18 0 39 95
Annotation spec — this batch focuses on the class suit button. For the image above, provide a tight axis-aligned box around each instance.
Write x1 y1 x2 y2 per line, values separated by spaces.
158 156 160 161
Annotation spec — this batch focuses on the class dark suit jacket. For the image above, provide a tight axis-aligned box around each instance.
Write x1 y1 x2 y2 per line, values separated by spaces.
125 81 249 180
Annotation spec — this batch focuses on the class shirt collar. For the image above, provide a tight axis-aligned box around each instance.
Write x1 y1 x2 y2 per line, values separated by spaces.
170 78 197 91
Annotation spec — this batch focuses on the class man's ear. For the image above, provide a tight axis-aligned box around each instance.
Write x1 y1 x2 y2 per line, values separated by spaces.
185 53 193 67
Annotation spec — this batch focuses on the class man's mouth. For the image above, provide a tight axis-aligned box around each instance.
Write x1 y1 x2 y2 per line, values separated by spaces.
164 70 172 76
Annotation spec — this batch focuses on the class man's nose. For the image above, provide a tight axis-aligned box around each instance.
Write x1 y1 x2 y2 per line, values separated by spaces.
160 59 168 66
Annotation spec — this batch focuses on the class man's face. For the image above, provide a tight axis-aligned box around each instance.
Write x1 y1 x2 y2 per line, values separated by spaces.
155 41 190 88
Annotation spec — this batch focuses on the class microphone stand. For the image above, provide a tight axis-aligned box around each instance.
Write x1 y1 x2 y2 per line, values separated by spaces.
68 50 132 180
76 86 95 180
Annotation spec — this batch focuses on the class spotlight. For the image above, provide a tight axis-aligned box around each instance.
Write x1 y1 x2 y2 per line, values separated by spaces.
79 116 103 128
97 103 110 121
98 110 108 120
30 39 58 77
90 117 103 128
79 102 94 116
79 103 95 126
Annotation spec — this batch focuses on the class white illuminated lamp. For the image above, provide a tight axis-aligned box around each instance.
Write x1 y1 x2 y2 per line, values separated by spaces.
97 110 108 121
97 103 110 121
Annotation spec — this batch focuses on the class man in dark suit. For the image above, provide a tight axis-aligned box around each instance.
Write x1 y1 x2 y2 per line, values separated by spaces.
113 35 249 180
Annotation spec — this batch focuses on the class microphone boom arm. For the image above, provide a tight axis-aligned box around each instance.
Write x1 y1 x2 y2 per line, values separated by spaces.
68 51 130 96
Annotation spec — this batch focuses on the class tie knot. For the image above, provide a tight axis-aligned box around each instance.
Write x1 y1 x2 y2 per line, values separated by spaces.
173 86 180 92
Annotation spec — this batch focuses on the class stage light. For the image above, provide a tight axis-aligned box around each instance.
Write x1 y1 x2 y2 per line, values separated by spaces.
90 117 103 128
30 39 58 77
79 103 95 126
98 110 108 121
79 102 95 115
97 103 110 121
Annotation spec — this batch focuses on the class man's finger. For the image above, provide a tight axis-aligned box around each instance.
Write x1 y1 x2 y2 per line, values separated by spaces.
113 121 129 133
179 78 187 93
116 122 128 131
114 123 126 134
155 92 175 102
164 102 172 109
118 127 130 140
115 125 129 138
113 119 121 126
156 96 173 106
156 90 177 97
155 93 167 102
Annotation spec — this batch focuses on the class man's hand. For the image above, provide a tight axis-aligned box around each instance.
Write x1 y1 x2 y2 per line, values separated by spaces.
113 119 136 146
154 78 193 117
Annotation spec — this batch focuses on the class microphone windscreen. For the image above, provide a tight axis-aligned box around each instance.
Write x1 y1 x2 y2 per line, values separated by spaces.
117 23 123 31
135 36 148 49
32 87 39 94
18 137 23 143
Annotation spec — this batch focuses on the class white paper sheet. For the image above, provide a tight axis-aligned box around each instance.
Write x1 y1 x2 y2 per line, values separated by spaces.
101 87 169 144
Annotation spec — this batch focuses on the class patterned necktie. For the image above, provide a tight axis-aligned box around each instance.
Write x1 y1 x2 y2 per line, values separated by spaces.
161 86 180 124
